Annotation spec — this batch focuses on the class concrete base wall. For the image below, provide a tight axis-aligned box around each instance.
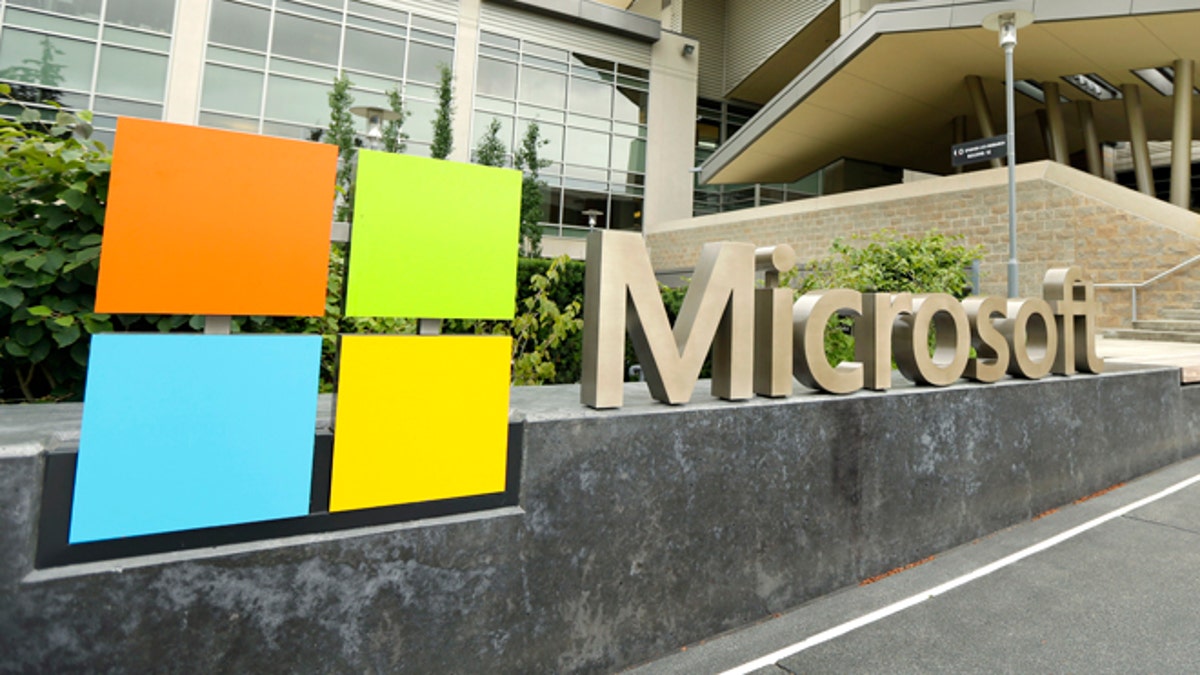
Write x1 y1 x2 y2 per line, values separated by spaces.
3 369 1199 673
648 162 1200 328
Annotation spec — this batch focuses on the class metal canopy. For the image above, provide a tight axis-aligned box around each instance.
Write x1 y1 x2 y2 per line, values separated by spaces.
699 0 1200 185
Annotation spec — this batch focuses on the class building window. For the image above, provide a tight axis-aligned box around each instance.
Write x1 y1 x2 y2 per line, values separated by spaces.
0 0 177 146
199 0 456 156
693 97 818 216
474 30 649 234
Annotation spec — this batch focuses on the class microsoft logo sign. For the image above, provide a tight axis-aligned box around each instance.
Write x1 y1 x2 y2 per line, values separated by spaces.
65 119 521 547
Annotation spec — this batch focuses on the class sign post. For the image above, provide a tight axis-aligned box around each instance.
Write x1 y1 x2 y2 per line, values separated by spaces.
952 135 1008 167
983 9 1035 298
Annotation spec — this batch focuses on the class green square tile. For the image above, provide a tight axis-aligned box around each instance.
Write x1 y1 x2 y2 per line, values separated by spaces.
346 151 522 319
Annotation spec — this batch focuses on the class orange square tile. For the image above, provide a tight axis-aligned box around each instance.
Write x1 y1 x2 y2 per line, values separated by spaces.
95 118 338 316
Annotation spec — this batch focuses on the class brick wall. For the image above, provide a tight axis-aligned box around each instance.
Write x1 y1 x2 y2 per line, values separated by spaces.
646 162 1200 328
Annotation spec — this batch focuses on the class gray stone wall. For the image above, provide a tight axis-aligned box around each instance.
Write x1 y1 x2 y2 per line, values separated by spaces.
2 370 1199 673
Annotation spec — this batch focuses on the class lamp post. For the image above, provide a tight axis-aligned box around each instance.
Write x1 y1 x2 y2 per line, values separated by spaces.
349 106 401 151
582 209 604 228
983 10 1034 298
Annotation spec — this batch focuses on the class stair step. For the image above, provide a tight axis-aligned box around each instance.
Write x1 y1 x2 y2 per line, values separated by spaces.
1104 329 1200 344
1132 319 1200 332
1160 309 1200 321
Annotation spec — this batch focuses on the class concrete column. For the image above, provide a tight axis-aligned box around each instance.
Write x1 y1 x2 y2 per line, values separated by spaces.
1035 109 1051 157
1121 83 1155 196
162 0 211 124
448 0 482 164
964 75 1002 168
1042 81 1069 163
953 115 967 174
1171 58 1194 209
1077 101 1102 177
643 33 700 231
1102 142 1117 182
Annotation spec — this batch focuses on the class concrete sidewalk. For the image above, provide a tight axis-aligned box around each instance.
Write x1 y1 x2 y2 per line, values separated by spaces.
1097 335 1200 384
627 435 1200 674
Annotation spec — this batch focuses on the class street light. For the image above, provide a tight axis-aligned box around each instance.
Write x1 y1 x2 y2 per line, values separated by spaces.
582 209 604 228
983 9 1034 298
349 106 401 150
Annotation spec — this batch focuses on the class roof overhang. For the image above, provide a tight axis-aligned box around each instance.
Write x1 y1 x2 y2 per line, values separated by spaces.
488 0 661 42
725 1 840 105
700 0 1200 185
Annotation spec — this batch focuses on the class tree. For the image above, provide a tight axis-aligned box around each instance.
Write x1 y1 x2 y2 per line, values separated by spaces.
430 63 454 160
380 86 407 154
326 73 357 222
514 122 552 257
0 35 65 105
474 118 506 167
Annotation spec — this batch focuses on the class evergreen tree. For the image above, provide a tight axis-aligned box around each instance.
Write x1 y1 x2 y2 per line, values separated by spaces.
430 63 454 160
381 86 407 154
326 73 357 222
474 118 506 167
514 122 552 257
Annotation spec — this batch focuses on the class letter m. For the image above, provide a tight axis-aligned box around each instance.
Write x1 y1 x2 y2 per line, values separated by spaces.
581 230 754 409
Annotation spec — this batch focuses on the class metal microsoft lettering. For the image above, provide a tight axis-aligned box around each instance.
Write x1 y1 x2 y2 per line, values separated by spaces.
580 230 1102 409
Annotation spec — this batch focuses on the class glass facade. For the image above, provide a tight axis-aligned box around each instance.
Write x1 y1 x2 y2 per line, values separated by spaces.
199 0 455 155
473 30 649 233
0 0 177 145
0 1 676 234
694 97 818 216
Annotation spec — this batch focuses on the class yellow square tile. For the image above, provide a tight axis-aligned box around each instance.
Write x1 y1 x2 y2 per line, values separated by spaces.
329 335 511 511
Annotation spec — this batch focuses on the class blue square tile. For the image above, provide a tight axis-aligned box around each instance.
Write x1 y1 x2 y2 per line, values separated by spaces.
69 334 322 543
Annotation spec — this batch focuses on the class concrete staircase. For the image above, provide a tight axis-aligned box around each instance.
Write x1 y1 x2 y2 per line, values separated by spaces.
1106 309 1200 343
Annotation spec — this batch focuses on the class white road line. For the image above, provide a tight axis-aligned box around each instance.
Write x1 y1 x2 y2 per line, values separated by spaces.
721 471 1200 675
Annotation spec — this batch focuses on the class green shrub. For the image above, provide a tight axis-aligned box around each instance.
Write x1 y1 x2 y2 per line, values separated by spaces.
515 256 586 383
446 256 587 384
791 230 983 365
0 98 112 401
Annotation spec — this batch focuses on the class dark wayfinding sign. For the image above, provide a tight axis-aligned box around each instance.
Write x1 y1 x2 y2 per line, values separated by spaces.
952 135 1007 167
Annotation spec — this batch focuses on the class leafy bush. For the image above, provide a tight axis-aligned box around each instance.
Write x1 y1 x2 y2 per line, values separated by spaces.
514 256 586 383
791 230 983 365
797 230 981 298
1 97 112 401
509 256 583 385
445 256 586 384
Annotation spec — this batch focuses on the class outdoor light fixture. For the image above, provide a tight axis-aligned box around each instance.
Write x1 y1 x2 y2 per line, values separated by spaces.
1133 67 1174 96
681 43 695 57
349 106 401 150
1013 79 1046 103
582 208 604 228
983 9 1034 299
1012 80 1070 104
1132 67 1200 97
1062 73 1121 101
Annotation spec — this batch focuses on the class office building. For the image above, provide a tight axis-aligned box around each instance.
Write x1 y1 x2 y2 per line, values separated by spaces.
5 1 1200 257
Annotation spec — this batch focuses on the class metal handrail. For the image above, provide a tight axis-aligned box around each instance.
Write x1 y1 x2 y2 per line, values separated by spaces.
1095 252 1200 322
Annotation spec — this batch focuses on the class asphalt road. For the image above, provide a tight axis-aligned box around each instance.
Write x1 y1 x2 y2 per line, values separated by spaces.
627 452 1200 674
